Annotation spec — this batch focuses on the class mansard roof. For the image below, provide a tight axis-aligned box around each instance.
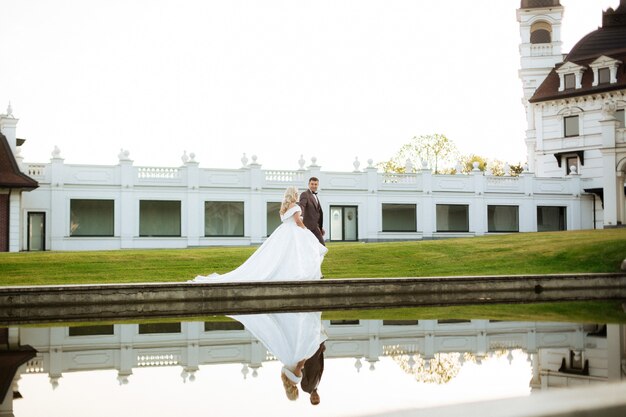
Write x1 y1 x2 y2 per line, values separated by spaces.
0 132 38 189
529 2 626 103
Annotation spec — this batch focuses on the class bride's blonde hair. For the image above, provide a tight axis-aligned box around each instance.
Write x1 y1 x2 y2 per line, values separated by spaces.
280 186 299 215
281 372 299 401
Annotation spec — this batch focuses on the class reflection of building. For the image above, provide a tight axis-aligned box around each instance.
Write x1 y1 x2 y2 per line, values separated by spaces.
2 319 625 415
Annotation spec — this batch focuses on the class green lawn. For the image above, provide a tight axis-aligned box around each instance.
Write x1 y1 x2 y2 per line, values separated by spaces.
1 228 625 286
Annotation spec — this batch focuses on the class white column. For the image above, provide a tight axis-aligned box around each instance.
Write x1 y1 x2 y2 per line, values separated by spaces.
118 158 135 249
48 153 65 250
599 118 619 227
472 169 486 235
421 167 434 237
607 324 624 382
365 165 378 241
617 172 625 225
248 160 264 244
185 160 200 247
8 191 20 252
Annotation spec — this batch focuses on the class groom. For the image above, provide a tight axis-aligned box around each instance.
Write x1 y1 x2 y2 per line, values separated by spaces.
299 177 325 246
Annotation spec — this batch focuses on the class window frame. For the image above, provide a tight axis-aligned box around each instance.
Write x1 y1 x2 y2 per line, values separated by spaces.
436 204 470 233
204 201 245 237
563 73 576 90
69 199 115 237
381 203 417 233
598 67 611 85
564 115 580 137
138 200 182 237
487 205 520 233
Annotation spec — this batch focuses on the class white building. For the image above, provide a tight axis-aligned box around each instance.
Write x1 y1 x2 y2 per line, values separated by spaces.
518 0 626 228
0 1 624 252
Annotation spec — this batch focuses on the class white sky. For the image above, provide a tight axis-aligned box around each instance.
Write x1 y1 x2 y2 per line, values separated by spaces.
15 354 532 417
0 0 619 171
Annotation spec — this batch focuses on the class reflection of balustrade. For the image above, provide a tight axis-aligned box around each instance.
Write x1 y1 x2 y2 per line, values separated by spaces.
137 167 181 180
25 357 45 374
264 170 304 182
137 353 180 367
26 164 46 178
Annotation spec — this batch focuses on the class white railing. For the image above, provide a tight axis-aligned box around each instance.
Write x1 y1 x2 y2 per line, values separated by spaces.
486 176 520 187
265 170 305 182
137 167 181 180
26 163 46 178
380 173 417 184
531 44 553 57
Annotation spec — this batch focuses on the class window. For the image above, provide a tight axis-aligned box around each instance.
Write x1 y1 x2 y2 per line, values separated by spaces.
138 323 182 334
616 109 625 128
69 325 115 337
70 199 114 236
564 73 576 90
530 21 551 44
204 322 245 331
139 200 181 237
537 206 566 231
598 67 611 85
488 205 519 232
436 204 469 232
382 204 417 232
565 156 579 175
564 115 579 137
205 201 244 237
266 202 281 236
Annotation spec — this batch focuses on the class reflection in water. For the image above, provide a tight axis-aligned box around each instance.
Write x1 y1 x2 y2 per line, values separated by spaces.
1 317 623 417
229 313 326 403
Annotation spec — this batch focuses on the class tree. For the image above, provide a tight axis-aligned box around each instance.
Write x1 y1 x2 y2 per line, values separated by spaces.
379 134 458 174
458 154 488 174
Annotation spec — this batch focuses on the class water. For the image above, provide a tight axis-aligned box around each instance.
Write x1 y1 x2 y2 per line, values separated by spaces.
3 315 618 417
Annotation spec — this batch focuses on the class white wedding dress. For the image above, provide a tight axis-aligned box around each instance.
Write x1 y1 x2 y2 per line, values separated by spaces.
192 205 328 283
230 312 326 375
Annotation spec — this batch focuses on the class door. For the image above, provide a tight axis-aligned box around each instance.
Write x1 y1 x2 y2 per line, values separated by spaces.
28 212 45 251
329 206 358 241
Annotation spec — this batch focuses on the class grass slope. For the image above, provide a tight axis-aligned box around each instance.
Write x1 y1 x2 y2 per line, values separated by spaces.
0 229 625 286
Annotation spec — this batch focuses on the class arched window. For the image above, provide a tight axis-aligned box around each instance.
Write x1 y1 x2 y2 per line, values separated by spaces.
530 21 552 44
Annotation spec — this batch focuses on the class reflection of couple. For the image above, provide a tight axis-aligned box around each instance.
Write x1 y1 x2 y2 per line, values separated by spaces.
231 313 326 404
192 177 327 283
191 178 329 402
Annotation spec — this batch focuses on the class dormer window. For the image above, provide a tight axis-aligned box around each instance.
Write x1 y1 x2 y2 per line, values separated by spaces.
556 62 585 92
598 68 610 84
564 73 576 90
590 55 622 87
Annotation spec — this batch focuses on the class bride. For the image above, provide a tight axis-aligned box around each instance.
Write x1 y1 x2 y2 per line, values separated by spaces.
192 186 328 283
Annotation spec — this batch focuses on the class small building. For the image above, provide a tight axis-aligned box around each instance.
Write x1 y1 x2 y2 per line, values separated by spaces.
0 107 38 252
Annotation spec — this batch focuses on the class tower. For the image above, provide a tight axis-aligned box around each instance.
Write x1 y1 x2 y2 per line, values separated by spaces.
517 0 565 171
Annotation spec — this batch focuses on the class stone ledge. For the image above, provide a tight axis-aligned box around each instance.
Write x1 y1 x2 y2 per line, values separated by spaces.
1 273 625 325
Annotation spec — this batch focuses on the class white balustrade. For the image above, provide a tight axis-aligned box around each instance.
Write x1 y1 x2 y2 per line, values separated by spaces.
380 172 417 185
26 164 46 178
265 170 305 183
137 167 181 180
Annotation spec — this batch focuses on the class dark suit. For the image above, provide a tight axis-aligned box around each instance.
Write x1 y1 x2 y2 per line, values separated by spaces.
299 189 325 246
301 342 325 394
